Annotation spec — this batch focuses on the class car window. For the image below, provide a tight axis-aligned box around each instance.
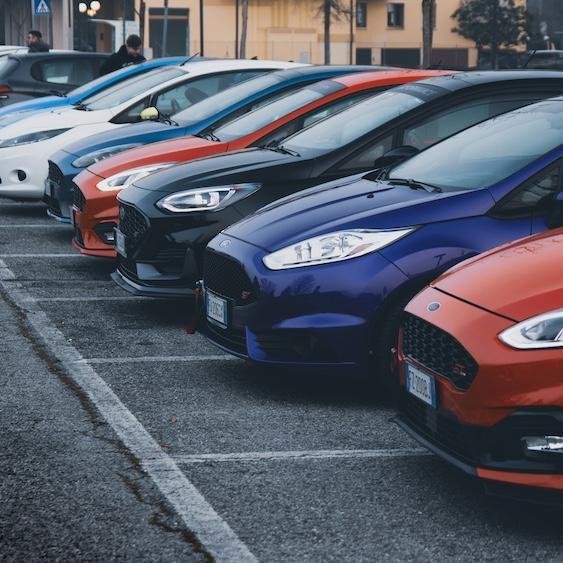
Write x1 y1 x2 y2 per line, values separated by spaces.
70 64 151 98
402 96 546 151
494 161 562 216
336 134 394 171
0 57 18 78
82 67 185 110
31 59 98 85
112 97 150 124
388 99 563 192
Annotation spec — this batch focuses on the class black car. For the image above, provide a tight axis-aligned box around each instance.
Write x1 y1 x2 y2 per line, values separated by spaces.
113 71 563 298
0 51 109 106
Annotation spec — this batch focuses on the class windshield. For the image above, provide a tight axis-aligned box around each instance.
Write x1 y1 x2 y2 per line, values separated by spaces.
80 67 185 110
281 87 435 157
69 65 152 99
389 100 563 192
213 80 346 141
175 73 283 125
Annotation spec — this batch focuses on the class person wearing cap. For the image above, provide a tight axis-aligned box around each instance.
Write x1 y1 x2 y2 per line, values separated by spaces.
99 34 146 76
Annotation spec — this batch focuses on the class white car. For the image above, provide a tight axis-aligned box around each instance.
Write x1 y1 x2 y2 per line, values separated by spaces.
0 58 302 200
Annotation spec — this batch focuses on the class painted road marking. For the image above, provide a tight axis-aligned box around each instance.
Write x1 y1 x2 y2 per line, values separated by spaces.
0 253 81 258
0 259 257 563
0 224 69 228
79 355 237 364
173 448 431 464
28 296 155 302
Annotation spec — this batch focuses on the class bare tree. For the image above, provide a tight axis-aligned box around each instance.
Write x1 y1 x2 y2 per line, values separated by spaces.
421 0 434 67
239 0 249 58
317 0 350 64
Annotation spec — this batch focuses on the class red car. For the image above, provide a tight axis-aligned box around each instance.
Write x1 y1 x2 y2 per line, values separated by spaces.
71 69 451 257
397 221 563 502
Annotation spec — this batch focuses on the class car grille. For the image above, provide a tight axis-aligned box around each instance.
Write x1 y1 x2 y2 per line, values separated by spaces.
402 313 478 391
119 256 138 279
203 250 256 306
118 203 148 241
73 183 86 211
48 160 62 186
206 321 247 356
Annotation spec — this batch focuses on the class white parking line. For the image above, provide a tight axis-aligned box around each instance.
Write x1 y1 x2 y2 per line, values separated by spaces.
0 253 81 258
0 224 69 228
79 355 238 364
173 448 431 464
0 259 257 563
29 296 153 302
0 202 45 207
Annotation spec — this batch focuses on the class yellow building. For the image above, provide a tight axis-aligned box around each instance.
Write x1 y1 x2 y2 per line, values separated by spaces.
136 0 478 68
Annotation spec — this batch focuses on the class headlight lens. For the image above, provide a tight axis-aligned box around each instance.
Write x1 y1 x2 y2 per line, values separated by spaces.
157 183 261 213
72 143 142 168
0 128 70 148
263 228 415 270
97 163 176 191
499 309 563 349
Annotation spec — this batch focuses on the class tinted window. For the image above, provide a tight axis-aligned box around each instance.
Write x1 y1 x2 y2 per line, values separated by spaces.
82 67 185 110
69 64 151 99
0 57 18 79
389 100 563 192
32 59 98 85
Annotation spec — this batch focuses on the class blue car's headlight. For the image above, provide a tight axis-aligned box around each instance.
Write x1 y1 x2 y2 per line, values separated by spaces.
72 143 142 168
156 183 261 213
0 128 70 148
499 309 563 349
263 228 415 270
97 163 177 191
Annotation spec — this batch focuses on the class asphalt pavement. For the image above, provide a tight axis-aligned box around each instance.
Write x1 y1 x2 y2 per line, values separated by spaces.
2 200 563 562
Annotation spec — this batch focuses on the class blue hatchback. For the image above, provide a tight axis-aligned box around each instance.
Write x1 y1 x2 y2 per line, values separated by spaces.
0 57 186 122
202 97 563 381
44 64 377 222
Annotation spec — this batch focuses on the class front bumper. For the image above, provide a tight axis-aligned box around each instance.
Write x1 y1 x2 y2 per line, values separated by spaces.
201 232 409 367
44 152 82 222
397 286 563 498
0 144 49 200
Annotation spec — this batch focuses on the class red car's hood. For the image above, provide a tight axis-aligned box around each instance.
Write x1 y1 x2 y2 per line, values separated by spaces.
433 228 563 322
87 136 227 179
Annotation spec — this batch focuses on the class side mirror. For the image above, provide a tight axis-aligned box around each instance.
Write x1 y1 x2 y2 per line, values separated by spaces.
547 191 563 229
373 145 419 171
140 106 160 121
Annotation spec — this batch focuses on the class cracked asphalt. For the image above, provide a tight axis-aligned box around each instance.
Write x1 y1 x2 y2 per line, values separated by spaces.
2 200 563 562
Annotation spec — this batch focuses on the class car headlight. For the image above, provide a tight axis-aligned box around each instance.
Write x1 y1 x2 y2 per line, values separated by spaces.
72 143 142 168
499 309 563 349
97 163 177 192
156 183 261 213
263 228 415 270
0 128 70 148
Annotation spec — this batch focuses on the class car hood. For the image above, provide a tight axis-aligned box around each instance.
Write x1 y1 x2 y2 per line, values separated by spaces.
60 120 182 158
0 95 63 118
132 148 302 193
224 174 494 251
433 228 563 322
87 136 223 179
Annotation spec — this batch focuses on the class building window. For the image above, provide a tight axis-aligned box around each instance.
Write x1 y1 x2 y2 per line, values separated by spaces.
356 2 367 28
387 3 404 28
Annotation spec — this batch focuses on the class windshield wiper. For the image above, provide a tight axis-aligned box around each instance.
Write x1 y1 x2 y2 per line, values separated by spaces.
158 115 179 126
265 143 300 157
74 102 91 111
197 130 221 142
388 178 442 193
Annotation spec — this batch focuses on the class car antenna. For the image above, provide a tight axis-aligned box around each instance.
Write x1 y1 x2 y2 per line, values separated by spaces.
522 49 537 69
181 52 201 65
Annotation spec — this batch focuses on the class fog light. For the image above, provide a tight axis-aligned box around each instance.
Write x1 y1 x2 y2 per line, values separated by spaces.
522 436 563 453
102 231 115 244
94 222 117 245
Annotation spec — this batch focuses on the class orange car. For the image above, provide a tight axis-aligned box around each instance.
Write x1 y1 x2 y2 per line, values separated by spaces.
397 222 563 502
71 69 450 257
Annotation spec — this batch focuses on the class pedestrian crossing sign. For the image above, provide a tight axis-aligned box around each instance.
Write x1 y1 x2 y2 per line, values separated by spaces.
33 0 51 16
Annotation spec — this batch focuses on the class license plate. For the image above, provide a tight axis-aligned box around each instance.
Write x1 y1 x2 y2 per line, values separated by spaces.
115 229 127 257
70 208 75 227
44 180 53 198
405 362 437 408
206 290 228 328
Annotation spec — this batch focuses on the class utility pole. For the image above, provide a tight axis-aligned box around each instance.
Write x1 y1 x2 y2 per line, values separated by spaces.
349 0 354 64
162 0 169 57
122 0 126 45
138 1 146 52
324 0 331 64
235 0 240 58
200 0 204 56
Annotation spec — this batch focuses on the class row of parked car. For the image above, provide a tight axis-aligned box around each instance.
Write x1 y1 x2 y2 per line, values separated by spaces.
1 54 562 503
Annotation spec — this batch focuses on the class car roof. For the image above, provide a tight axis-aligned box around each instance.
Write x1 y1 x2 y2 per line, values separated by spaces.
333 68 453 87
169 58 305 76
7 51 109 61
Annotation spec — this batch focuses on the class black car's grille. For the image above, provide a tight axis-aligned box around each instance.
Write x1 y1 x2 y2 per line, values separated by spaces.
118 203 148 241
119 256 138 279
206 321 247 356
402 313 478 391
73 183 86 211
203 250 256 306
48 160 62 185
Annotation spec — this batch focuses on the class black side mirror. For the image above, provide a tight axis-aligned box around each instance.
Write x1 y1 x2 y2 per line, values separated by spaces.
547 191 563 229
373 145 419 171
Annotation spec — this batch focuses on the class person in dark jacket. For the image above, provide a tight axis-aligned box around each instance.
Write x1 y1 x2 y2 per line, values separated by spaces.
27 30 50 53
99 34 146 76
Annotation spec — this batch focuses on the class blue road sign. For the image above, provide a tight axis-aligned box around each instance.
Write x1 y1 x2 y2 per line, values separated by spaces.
33 0 51 16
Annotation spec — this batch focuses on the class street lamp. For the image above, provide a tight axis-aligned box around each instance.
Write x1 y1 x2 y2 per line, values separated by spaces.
90 1 101 10
78 2 87 13
86 8 95 16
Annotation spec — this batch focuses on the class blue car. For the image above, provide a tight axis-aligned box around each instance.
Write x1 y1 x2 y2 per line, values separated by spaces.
45 64 377 221
202 97 563 382
0 56 186 123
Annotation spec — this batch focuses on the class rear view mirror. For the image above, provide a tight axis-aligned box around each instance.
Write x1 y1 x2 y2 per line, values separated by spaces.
140 107 160 121
373 145 419 171
547 191 563 229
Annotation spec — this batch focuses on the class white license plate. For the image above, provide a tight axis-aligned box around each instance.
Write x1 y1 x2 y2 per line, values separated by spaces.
405 362 437 408
115 229 127 257
206 290 228 328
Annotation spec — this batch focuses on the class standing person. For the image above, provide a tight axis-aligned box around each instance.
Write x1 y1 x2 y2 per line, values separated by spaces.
99 35 146 76
27 30 50 53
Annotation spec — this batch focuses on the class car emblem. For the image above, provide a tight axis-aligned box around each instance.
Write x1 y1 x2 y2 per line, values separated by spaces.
241 290 252 301
452 363 467 378
427 302 441 312
220 239 232 248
